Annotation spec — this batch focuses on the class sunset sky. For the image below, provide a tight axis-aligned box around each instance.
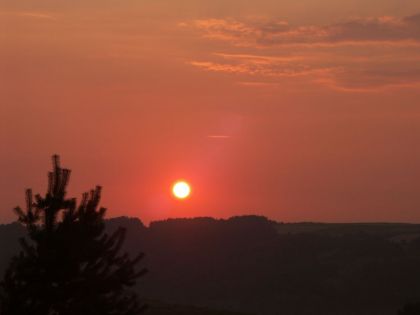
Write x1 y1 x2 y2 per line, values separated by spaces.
1 0 420 224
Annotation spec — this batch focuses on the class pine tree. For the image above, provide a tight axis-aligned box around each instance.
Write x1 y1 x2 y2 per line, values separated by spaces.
0 155 147 315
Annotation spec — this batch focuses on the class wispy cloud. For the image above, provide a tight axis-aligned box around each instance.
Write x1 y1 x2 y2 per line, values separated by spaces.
189 57 335 78
187 14 420 47
207 135 232 139
18 12 57 20
182 14 420 91
236 81 280 87
0 11 57 20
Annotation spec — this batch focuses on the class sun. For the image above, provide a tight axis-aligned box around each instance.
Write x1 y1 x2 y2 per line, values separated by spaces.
172 181 191 199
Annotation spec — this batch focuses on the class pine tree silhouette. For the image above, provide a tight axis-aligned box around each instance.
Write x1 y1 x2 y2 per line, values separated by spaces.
0 155 147 315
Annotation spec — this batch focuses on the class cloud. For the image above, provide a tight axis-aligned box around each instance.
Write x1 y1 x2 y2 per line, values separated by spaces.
236 81 280 87
189 54 335 78
190 52 420 91
183 14 420 91
328 67 420 92
188 14 420 46
0 11 57 20
19 12 56 20
207 135 231 139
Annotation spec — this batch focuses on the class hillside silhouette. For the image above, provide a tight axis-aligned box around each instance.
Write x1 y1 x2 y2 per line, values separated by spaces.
1 216 420 314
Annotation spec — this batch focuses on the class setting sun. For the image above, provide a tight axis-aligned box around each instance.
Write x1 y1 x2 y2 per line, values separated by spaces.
172 181 191 199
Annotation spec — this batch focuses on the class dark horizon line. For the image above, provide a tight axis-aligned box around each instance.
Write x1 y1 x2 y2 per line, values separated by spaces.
2 214 419 227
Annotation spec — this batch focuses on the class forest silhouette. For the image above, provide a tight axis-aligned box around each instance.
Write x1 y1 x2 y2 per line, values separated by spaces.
1 157 420 314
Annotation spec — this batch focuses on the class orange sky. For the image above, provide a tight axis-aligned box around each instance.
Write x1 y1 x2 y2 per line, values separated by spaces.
1 0 420 223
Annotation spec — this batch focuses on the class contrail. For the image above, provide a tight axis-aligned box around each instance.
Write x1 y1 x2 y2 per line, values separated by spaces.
207 135 231 139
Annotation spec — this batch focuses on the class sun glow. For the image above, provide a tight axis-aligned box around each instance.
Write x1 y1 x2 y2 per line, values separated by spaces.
172 181 191 199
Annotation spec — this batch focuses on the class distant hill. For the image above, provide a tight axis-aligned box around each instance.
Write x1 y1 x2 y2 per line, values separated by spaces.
1 216 420 315
146 300 248 315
